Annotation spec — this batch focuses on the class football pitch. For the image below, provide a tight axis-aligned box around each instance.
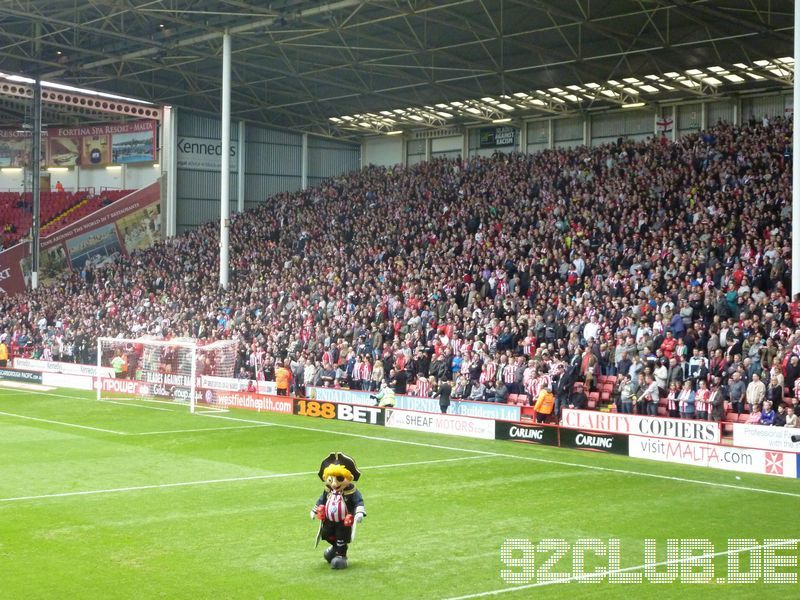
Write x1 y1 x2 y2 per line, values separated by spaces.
0 387 798 599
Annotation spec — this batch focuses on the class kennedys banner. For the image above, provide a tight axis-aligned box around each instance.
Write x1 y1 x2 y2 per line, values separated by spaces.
561 409 721 444
494 421 558 446
307 386 374 406
13 357 114 379
0 182 160 295
395 395 521 422
559 428 629 455
385 408 494 440
629 435 798 479
732 423 800 453
176 136 238 171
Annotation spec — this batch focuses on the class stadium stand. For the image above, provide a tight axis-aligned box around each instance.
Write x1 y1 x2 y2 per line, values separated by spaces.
0 189 134 246
0 117 798 431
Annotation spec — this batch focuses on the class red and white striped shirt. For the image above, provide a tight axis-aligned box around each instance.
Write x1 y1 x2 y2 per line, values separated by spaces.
504 364 518 384
325 492 348 522
695 389 710 414
415 378 432 397
667 391 678 412
480 361 497 384
521 336 536 356
359 362 372 382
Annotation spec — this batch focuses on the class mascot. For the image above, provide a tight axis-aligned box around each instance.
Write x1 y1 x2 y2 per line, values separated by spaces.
310 452 366 569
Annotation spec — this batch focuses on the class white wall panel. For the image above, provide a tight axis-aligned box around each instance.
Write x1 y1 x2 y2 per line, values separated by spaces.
363 136 403 166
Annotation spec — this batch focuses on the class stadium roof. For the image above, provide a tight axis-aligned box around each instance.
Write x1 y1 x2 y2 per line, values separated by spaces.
0 1 793 138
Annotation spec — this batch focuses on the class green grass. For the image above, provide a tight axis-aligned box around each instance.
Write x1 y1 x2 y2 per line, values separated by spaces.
0 386 798 599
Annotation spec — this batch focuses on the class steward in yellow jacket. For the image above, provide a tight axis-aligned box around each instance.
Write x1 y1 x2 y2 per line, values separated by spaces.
533 387 555 424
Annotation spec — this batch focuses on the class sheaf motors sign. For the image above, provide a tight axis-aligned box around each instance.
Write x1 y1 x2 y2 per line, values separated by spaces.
384 409 494 440
177 136 238 171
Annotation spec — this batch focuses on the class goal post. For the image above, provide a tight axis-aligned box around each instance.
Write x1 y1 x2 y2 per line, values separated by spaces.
95 336 237 412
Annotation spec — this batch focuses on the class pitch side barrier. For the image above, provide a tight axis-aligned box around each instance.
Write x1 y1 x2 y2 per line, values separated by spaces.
5 361 798 478
307 385 523 421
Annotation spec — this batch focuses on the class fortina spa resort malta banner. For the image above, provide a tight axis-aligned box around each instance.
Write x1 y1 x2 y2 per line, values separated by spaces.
0 182 160 296
1 120 156 168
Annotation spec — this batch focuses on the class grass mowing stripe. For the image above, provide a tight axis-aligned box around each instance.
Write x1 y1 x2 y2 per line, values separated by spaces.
0 455 490 503
0 410 125 435
443 539 800 598
130 424 273 435
99 399 173 412
199 413 800 498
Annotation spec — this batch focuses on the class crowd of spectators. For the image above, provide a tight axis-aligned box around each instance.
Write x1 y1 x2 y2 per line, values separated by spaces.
0 115 799 429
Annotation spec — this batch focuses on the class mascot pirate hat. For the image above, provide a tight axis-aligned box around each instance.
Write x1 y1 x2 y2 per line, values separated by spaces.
318 452 361 482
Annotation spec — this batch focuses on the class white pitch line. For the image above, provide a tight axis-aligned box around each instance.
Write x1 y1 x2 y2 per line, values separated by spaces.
443 539 800 599
0 455 490 503
131 424 273 436
0 410 125 435
198 413 800 499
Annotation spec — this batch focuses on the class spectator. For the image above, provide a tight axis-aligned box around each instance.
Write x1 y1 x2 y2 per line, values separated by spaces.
568 383 587 410
765 375 784 408
275 359 292 396
665 381 680 419
678 380 695 420
759 400 776 425
728 372 746 415
745 406 763 425
468 379 486 401
694 379 711 420
434 379 452 414
785 407 798 428
641 374 660 416
773 404 787 427
371 380 395 407
708 377 726 423
745 373 766 412
617 374 634 414
533 385 555 423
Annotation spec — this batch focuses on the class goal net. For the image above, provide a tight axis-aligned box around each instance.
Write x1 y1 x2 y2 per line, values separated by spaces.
96 336 237 412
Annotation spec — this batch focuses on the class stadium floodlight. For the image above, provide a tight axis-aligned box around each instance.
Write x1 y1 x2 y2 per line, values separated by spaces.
96 336 237 412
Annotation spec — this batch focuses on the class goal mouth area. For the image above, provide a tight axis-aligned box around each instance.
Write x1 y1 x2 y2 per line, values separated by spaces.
95 337 238 413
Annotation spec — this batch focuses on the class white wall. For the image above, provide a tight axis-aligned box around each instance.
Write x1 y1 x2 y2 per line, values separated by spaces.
0 163 157 193
362 136 403 167
79 165 122 192
126 163 160 190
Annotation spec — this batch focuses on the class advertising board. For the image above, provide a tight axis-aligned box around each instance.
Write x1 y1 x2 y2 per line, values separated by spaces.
494 421 558 446
295 399 385 425
629 435 797 478
385 408 494 440
559 428 629 455
561 409 721 443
